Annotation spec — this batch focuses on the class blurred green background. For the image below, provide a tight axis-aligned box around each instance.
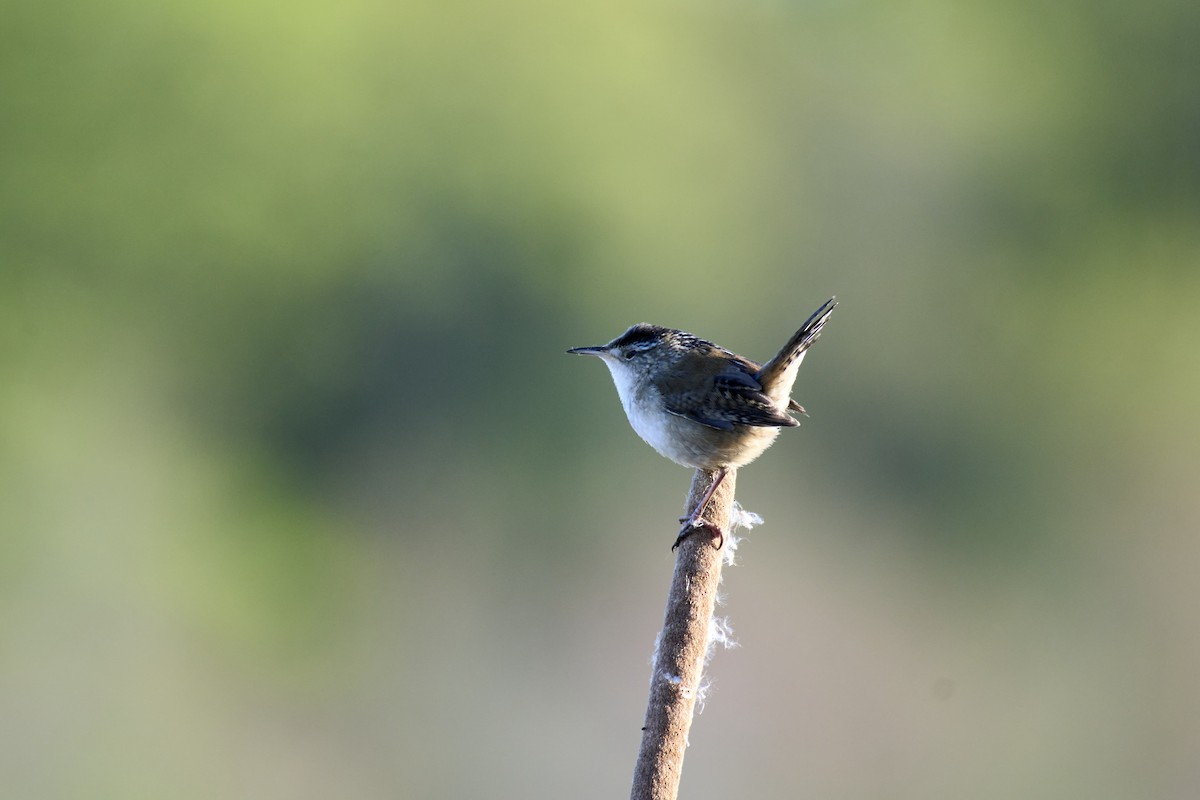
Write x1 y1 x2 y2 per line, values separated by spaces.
3 0 1199 797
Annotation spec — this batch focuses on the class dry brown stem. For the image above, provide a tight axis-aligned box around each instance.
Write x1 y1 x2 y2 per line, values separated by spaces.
630 468 737 800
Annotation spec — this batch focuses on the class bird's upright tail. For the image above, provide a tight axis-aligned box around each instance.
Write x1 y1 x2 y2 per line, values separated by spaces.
756 296 837 397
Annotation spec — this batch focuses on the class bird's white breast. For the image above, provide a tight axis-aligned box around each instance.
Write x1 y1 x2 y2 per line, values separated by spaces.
601 359 683 463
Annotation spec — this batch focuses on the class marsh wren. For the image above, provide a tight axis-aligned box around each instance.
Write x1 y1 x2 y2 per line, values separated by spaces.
568 297 836 549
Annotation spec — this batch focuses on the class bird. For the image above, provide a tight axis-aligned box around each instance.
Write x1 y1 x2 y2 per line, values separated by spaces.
568 297 836 549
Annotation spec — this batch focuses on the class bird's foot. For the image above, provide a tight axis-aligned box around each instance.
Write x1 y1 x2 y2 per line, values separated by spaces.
672 467 729 551
671 518 725 552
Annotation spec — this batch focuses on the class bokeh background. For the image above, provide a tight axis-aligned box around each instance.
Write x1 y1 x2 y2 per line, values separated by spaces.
3 0 1199 797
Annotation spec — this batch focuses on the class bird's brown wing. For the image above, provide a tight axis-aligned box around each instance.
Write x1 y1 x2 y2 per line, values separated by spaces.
664 359 799 431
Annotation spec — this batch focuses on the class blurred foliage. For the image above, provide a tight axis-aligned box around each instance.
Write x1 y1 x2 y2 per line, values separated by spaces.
2 0 1199 797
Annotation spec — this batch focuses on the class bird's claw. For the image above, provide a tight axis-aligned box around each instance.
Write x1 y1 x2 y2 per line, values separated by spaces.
671 519 725 552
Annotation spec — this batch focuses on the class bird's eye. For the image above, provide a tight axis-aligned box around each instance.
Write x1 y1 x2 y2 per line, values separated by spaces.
622 349 636 360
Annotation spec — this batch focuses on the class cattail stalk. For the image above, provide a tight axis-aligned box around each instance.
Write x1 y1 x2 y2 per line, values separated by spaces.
630 468 737 800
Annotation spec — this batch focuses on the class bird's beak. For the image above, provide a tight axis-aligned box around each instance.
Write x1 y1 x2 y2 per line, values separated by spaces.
566 345 608 356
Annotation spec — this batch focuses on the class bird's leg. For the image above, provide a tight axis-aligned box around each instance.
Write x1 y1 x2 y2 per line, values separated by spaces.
672 468 728 551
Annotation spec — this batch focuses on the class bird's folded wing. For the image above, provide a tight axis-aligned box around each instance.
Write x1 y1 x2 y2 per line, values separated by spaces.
664 366 799 430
